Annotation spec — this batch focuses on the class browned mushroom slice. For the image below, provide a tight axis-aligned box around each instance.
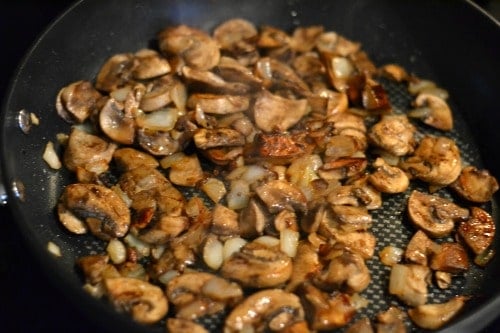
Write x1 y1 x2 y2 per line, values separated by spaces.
299 282 356 330
193 128 245 150
119 167 185 218
99 98 135 145
252 90 309 132
187 93 250 115
408 93 453 131
136 128 180 156
224 289 305 333
286 240 322 292
290 25 324 53
380 64 409 82
316 31 361 56
213 56 262 89
135 215 189 245
167 318 209 333
458 206 496 255
257 25 290 49
158 25 220 71
95 53 135 92
408 296 468 330
389 264 430 306
450 166 499 203
104 277 168 324
166 272 243 320
212 18 259 65
292 52 327 86
429 242 470 274
56 80 103 123
221 240 293 288
323 136 365 160
332 230 376 260
132 49 171 80
400 136 462 186
404 230 437 266
238 198 271 238
327 205 373 233
202 147 244 166
314 247 371 293
320 157 367 180
362 78 390 112
368 115 417 157
345 317 374 333
113 147 159 172
368 157 409 194
255 57 311 97
181 66 253 95
77 254 120 285
243 132 310 165
375 306 407 333
139 75 179 112
407 190 469 238
322 52 358 93
349 50 377 77
211 204 240 236
160 152 204 187
63 127 117 174
255 179 308 214
58 183 130 240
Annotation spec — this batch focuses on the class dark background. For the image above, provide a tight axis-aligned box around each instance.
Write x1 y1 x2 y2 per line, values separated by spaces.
1 1 499 332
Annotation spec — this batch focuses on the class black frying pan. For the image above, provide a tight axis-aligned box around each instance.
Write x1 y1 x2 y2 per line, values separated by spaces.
1 0 499 332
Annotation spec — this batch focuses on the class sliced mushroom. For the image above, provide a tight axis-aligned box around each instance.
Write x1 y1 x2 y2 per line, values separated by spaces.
167 318 208 333
458 206 496 255
286 240 322 292
319 157 366 182
290 25 324 53
255 57 311 97
325 205 373 233
158 25 220 71
213 56 262 89
95 53 135 93
213 18 259 65
63 127 117 174
362 78 390 112
332 230 376 260
408 296 468 330
136 128 180 156
135 215 189 245
118 167 185 218
407 190 469 238
429 242 470 274
368 115 416 157
238 197 271 238
113 147 159 172
244 132 310 165
368 157 409 194
139 75 179 112
56 80 103 123
99 98 135 144
399 136 462 186
132 49 171 80
224 289 305 333
211 204 240 236
193 127 245 150
345 317 374 333
389 264 430 307
187 93 250 115
254 179 308 214
221 239 293 288
409 93 453 131
404 230 437 266
104 277 168 324
58 183 130 240
375 306 407 333
450 166 499 203
314 247 371 293
252 90 309 132
160 152 204 187
77 254 121 285
257 25 290 49
166 272 243 320
181 66 253 95
299 282 356 331
380 64 409 82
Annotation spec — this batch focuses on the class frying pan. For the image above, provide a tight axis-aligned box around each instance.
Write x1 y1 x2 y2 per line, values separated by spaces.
1 0 499 332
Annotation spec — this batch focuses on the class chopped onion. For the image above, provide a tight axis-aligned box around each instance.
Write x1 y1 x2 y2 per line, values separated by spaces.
201 177 227 203
43 141 62 170
379 245 404 266
124 233 151 258
223 237 247 260
226 179 250 210
136 108 179 131
106 238 127 264
254 235 280 248
47 241 62 257
332 56 354 78
280 228 299 257
203 236 224 270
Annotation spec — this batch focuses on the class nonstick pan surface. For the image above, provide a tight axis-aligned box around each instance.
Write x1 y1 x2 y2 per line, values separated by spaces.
1 0 499 332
